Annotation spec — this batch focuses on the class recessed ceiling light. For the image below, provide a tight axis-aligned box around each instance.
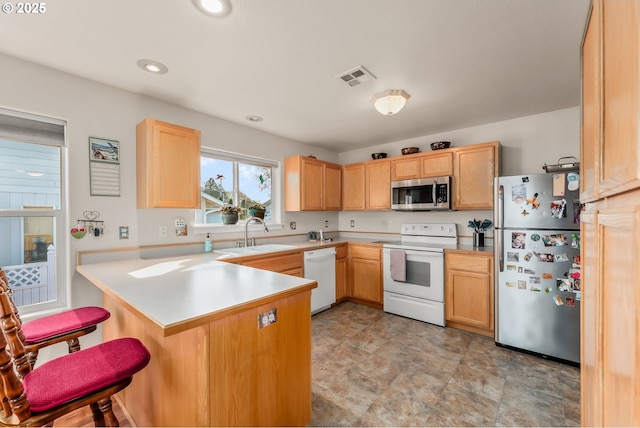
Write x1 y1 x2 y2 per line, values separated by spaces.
193 0 231 17
136 59 168 74
246 115 263 122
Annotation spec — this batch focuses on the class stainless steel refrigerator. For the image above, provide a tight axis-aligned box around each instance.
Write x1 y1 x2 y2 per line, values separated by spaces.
494 172 582 364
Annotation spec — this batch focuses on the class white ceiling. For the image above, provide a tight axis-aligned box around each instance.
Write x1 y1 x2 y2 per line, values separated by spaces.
0 0 591 152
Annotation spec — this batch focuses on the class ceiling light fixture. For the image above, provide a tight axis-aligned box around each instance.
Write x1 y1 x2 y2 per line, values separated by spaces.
193 0 231 17
245 115 263 122
136 59 168 74
370 89 411 115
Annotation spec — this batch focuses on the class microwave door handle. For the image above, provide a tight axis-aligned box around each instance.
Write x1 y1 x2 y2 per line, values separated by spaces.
432 181 437 207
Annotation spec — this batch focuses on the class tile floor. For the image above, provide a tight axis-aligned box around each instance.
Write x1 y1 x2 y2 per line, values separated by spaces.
310 302 581 427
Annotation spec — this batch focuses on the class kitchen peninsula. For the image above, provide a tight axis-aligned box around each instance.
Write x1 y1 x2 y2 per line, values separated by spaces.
76 254 316 427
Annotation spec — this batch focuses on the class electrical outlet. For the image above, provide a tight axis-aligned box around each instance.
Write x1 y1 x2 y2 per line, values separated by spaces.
350 220 355 228
159 226 168 238
388 220 393 228
324 220 328 228
290 222 296 230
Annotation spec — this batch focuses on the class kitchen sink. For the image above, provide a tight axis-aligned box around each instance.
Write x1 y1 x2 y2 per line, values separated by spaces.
216 243 296 255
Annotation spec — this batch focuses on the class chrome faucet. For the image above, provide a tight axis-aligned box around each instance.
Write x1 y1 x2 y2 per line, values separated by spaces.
244 217 269 247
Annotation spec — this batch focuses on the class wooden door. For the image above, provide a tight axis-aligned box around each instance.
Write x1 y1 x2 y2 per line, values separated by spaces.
391 156 421 180
365 159 391 210
342 163 366 210
136 119 201 208
580 206 601 427
324 163 342 211
445 252 493 336
300 158 324 211
599 0 640 197
580 0 601 203
453 142 498 210
597 200 640 426
421 152 453 177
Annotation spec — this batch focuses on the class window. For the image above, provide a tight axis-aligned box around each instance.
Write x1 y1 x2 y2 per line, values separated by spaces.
0 108 66 312
198 147 278 225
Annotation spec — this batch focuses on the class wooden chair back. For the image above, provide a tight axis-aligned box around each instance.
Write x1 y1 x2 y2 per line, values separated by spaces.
0 288 33 423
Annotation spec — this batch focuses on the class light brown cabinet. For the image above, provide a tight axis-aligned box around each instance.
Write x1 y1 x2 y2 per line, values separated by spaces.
391 151 453 180
136 118 201 208
342 163 366 210
348 244 383 308
335 244 348 301
452 141 500 210
342 159 390 211
580 1 640 426
445 251 494 337
365 159 391 210
284 156 342 211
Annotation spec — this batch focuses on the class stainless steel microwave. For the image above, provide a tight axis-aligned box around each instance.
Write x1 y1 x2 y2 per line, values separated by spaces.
391 176 452 211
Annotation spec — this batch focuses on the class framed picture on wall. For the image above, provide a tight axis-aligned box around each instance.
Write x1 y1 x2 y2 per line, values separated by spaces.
89 137 119 163
89 137 120 196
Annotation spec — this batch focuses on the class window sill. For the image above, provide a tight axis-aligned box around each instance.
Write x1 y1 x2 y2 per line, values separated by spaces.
193 222 284 235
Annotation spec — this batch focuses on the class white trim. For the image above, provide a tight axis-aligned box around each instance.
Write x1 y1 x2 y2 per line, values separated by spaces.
201 146 279 167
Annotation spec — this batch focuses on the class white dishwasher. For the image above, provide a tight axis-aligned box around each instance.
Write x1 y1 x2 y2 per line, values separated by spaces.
304 247 336 314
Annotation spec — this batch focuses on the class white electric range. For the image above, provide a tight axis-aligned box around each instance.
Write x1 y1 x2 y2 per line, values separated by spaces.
382 223 457 326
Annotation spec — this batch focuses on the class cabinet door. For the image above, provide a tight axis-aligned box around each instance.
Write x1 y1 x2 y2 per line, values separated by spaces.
136 119 201 208
596 200 640 427
421 152 453 177
599 0 640 197
445 252 493 335
342 163 366 210
324 163 342 211
391 156 421 180
300 158 324 211
365 160 391 210
350 258 382 304
453 142 498 210
580 0 600 203
580 206 601 427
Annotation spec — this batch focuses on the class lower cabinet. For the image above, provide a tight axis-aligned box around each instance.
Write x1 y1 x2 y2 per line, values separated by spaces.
445 250 494 337
335 244 348 301
348 243 383 309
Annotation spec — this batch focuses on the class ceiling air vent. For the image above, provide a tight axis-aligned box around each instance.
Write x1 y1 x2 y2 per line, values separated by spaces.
336 65 376 87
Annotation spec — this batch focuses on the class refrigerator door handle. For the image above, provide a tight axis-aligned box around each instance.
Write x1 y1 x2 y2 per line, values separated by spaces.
496 228 503 272
496 183 504 272
497 184 504 229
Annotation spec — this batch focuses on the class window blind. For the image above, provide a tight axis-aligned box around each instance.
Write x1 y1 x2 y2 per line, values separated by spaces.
201 146 278 167
0 108 66 147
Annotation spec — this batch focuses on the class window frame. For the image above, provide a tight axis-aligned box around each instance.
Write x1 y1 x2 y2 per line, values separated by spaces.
0 108 68 315
196 147 281 232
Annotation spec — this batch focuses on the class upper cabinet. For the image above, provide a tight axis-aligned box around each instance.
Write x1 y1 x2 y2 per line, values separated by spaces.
342 163 366 210
365 159 391 210
136 118 201 209
342 159 391 211
284 156 342 211
391 151 453 180
581 0 640 202
453 141 500 210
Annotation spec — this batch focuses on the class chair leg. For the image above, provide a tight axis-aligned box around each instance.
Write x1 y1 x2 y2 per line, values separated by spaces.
98 397 119 427
89 401 105 427
66 337 81 353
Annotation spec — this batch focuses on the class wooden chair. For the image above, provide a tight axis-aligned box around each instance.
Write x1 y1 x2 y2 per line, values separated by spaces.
0 288 150 426
0 268 110 367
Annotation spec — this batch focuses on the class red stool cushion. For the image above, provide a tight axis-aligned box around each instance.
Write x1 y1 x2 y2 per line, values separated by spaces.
23 338 150 412
22 307 110 343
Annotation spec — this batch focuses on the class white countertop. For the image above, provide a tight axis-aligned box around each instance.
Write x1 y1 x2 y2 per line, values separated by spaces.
77 253 316 336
